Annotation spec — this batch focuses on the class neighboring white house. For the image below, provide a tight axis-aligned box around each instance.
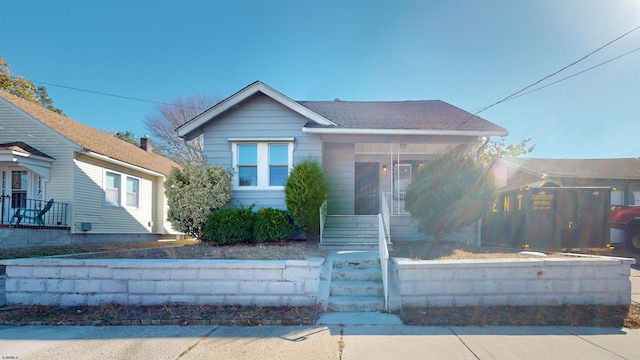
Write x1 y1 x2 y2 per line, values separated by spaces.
177 81 508 240
0 89 181 248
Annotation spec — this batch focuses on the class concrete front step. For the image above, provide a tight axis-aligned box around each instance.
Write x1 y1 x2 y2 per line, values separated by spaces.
320 243 379 251
332 267 382 282
330 280 383 297
328 295 384 312
332 258 380 269
322 229 379 235
324 215 378 224
320 236 379 243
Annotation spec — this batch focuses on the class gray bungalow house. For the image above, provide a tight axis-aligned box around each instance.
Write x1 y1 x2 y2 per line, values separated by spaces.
177 81 507 245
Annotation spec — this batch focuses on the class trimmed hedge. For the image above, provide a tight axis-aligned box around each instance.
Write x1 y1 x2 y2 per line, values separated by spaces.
204 206 256 245
255 208 297 243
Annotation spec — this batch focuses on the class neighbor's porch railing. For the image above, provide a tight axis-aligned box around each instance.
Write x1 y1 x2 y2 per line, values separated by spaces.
319 198 327 244
0 195 69 227
378 213 389 311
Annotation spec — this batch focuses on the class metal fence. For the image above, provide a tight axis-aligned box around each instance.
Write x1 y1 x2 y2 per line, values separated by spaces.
0 195 69 227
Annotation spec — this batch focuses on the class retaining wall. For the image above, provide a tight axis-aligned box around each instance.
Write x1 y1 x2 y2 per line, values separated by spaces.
393 256 635 307
0 258 324 306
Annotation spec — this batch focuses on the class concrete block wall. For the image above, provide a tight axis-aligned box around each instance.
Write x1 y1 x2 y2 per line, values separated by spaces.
392 256 635 307
0 258 324 306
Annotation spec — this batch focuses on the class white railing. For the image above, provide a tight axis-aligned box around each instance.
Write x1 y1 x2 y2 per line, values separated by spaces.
380 190 391 243
378 213 389 311
383 192 409 215
319 199 327 244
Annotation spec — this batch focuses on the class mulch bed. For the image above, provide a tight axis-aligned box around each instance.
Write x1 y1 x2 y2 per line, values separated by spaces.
1 303 639 328
0 303 320 326
400 303 640 328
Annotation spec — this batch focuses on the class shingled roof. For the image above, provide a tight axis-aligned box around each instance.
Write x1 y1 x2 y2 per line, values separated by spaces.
298 100 507 132
0 90 179 175
497 158 640 180
0 141 54 159
177 81 508 140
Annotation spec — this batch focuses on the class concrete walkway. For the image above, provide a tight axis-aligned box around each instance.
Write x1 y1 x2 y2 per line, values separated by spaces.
1 323 639 359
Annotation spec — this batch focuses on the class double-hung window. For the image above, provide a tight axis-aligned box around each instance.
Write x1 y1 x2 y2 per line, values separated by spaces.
105 171 140 208
232 139 293 189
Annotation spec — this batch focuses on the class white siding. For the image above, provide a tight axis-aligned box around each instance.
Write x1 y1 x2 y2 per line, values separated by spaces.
0 101 76 203
202 94 322 210
73 154 155 234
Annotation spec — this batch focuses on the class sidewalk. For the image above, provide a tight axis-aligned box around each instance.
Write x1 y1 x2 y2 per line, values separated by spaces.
1 317 639 360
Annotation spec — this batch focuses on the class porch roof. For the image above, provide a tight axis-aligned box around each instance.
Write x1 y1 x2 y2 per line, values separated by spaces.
0 142 54 180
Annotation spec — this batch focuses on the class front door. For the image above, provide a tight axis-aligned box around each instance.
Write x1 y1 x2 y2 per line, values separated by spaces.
355 162 379 215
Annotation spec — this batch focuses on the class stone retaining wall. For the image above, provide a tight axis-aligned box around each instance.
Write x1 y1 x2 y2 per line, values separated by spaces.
0 258 324 307
393 256 635 307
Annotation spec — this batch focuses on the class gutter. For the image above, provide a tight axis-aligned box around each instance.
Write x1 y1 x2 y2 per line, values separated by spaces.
301 127 508 137
81 151 167 178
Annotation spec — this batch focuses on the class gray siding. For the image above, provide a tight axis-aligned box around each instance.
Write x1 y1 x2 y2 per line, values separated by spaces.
201 94 322 210
324 142 355 215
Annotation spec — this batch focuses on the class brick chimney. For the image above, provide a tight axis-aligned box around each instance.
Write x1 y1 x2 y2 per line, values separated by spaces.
140 137 153 152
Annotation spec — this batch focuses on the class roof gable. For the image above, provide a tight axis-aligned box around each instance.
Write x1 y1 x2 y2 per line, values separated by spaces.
176 81 336 140
0 90 179 176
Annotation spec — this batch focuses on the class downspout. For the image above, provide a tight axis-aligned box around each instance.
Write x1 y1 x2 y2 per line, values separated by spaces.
475 136 491 163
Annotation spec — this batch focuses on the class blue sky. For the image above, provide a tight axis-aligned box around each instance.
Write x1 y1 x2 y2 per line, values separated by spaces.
1 0 639 159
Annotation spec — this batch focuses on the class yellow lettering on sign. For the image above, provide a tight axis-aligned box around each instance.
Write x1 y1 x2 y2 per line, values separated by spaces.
517 194 523 210
503 196 510 212
531 193 554 210
492 201 497 213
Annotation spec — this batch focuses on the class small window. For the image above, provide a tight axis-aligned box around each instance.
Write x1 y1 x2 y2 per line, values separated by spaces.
238 144 258 186
269 144 288 186
105 172 121 206
126 177 139 208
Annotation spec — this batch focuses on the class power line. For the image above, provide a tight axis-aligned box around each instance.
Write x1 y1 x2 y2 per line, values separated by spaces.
473 24 640 116
30 79 206 110
474 46 640 107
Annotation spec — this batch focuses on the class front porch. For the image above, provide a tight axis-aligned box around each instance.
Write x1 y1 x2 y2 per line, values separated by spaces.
1 195 69 228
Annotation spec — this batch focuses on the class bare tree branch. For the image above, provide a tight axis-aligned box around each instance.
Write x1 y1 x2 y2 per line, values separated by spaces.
144 94 218 165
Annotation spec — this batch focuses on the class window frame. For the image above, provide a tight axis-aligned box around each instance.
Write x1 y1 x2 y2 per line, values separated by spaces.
104 170 141 208
230 139 294 190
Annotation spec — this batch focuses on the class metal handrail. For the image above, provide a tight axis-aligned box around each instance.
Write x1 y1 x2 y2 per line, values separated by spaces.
319 198 327 243
383 192 409 215
0 195 69 227
378 213 389 311
380 190 391 243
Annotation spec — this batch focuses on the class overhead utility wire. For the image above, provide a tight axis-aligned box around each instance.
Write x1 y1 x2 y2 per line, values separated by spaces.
473 24 640 116
477 46 640 106
30 79 206 110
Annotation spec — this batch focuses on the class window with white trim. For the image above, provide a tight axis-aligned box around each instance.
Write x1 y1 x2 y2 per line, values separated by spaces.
126 177 139 207
105 172 121 206
104 171 140 208
232 141 293 189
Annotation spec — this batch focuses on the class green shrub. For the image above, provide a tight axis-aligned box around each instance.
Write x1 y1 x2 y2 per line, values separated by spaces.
204 206 256 245
285 160 327 239
255 208 297 243
405 147 496 240
165 163 232 239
